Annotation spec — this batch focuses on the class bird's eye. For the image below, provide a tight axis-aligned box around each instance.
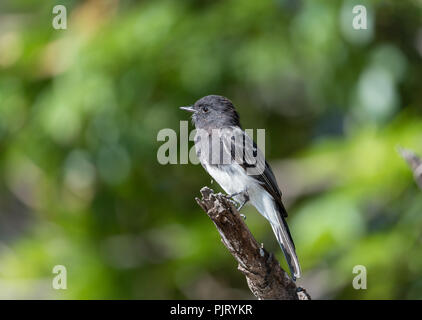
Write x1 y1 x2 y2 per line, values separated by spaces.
203 106 209 113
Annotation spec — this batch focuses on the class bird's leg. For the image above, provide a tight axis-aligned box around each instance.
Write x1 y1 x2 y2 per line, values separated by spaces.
227 191 241 198
221 192 239 207
236 192 249 211
226 190 249 211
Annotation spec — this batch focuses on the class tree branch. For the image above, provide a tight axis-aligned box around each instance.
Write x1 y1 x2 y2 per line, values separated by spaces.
195 186 310 300
398 146 422 190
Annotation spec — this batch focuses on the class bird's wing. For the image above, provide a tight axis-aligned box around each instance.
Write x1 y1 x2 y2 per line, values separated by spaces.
219 126 287 217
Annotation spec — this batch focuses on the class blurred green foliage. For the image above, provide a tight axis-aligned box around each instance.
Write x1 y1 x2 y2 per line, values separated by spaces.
0 0 421 299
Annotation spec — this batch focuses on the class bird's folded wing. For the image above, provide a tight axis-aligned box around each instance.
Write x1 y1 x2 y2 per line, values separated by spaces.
219 126 287 217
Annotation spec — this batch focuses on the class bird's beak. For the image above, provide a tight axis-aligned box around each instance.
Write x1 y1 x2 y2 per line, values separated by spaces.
180 105 196 113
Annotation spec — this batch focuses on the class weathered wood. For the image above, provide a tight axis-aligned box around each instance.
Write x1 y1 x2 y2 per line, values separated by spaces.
195 187 310 300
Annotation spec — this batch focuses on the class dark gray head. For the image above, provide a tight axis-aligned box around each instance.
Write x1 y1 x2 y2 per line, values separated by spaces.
180 95 241 129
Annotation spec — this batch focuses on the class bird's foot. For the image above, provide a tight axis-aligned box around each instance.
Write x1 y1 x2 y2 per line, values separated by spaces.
227 199 238 207
225 191 249 211
226 191 241 198
236 192 249 211
220 192 237 206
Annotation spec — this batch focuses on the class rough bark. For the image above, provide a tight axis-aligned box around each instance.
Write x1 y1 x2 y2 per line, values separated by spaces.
195 186 310 300
398 147 422 190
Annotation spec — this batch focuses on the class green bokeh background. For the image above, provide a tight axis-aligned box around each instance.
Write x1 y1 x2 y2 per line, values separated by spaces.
0 0 421 299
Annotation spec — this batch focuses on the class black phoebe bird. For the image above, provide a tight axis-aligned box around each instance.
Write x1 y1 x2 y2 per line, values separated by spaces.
180 95 301 280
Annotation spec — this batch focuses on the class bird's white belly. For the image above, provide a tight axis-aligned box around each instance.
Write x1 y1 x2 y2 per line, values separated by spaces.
204 162 278 223
204 162 252 194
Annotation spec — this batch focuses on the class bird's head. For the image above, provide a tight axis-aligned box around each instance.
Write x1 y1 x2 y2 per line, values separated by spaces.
180 95 241 129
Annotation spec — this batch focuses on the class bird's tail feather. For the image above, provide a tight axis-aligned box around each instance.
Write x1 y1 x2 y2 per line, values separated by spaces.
270 215 301 280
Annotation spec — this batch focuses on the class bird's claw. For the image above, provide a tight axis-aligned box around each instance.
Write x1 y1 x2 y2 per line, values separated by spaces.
227 199 238 207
